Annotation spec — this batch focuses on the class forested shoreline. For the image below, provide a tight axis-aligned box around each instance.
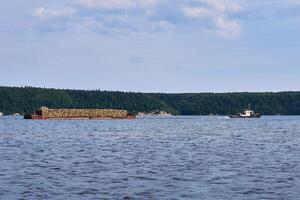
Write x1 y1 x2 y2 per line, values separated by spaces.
0 86 300 115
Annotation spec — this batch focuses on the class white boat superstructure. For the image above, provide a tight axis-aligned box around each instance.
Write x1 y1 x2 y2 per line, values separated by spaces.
239 109 255 117
228 105 261 118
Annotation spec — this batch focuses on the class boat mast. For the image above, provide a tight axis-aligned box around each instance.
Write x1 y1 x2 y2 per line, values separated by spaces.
248 103 251 110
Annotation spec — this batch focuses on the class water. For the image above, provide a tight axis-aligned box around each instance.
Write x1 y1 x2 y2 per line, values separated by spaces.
0 116 300 200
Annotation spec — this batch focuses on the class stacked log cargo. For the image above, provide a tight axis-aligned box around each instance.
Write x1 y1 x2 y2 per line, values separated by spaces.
24 107 133 119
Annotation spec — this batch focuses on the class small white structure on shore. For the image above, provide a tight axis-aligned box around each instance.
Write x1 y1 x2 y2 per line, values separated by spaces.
0 112 3 117
137 110 172 117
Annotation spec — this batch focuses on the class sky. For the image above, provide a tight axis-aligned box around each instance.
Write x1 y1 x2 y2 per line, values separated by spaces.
0 0 300 93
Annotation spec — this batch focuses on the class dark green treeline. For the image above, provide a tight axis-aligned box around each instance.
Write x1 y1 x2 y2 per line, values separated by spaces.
1 86 300 115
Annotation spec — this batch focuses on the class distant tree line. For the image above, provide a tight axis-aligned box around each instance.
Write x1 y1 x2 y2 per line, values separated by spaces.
0 86 300 115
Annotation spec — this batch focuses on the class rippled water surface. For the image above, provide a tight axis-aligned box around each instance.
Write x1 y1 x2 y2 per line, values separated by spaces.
1 116 300 200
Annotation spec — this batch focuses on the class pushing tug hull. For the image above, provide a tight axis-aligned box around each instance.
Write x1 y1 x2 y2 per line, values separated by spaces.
228 114 261 118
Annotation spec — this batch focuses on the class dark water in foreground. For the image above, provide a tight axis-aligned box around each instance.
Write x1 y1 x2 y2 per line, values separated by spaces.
0 116 300 200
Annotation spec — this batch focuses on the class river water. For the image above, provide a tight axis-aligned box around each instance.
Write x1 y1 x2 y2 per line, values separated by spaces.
0 116 300 200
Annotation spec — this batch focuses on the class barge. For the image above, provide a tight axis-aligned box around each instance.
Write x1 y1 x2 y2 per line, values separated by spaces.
24 107 135 120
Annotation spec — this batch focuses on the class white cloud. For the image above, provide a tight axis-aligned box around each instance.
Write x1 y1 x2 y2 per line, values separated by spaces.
198 0 241 12
183 6 211 18
34 7 75 19
182 0 242 38
214 17 242 38
33 0 244 38
78 0 158 9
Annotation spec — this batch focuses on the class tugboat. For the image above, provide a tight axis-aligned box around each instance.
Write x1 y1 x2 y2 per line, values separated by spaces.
228 106 261 118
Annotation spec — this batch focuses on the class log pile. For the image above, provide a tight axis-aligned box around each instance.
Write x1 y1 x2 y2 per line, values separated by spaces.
36 107 129 119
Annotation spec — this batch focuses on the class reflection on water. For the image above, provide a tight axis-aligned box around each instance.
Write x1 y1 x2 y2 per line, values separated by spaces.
0 116 300 199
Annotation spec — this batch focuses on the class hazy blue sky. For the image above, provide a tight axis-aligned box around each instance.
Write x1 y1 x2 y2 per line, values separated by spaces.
1 0 300 92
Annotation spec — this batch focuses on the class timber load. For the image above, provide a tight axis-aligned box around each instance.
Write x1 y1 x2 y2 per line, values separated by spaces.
24 107 135 120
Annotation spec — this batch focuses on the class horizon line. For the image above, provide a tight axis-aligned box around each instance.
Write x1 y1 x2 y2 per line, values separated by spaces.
1 85 300 94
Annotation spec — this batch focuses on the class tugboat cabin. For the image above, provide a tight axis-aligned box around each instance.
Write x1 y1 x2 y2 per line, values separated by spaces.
239 109 255 117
